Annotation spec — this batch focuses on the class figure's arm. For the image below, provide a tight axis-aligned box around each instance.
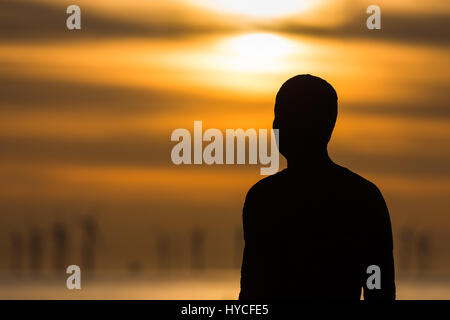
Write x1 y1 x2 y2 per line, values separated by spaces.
239 191 263 300
362 187 396 300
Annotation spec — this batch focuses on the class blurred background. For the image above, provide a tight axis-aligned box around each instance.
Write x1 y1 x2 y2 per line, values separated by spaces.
0 0 449 299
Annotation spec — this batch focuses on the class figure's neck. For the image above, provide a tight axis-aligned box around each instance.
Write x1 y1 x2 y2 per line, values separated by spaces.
287 148 333 170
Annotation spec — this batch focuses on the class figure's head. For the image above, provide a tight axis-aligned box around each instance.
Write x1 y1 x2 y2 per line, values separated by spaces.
273 74 338 161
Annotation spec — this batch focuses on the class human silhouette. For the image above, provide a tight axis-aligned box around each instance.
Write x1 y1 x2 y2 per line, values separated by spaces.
416 232 430 276
81 215 99 274
239 75 395 300
52 221 68 273
10 232 24 275
29 226 43 274
190 228 205 271
156 233 172 271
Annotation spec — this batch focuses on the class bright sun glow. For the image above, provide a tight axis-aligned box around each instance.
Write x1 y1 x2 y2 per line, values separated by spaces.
194 0 315 18
218 33 300 72
223 33 296 56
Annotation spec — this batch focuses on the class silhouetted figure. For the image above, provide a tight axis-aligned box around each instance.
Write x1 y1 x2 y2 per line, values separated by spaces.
52 221 68 273
239 75 395 300
416 232 430 276
190 228 205 270
29 227 43 274
81 216 98 274
10 232 24 275
156 234 172 271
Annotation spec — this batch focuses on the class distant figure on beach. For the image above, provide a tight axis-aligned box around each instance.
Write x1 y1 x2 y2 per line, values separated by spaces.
29 226 43 274
416 232 430 276
52 221 68 273
156 233 172 271
190 228 205 270
239 75 395 300
10 232 24 274
81 215 99 273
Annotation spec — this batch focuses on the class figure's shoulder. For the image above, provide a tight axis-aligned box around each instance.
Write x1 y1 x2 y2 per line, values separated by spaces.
245 170 287 199
334 164 384 199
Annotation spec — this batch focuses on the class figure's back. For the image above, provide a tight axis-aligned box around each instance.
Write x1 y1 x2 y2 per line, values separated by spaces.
239 162 395 300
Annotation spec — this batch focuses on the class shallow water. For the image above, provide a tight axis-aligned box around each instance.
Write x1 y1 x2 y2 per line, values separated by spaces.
1 271 449 300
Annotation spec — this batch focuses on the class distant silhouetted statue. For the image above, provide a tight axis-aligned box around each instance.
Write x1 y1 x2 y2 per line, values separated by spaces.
239 75 395 300
416 232 430 276
156 233 172 271
52 221 68 273
29 226 43 274
190 228 205 271
10 232 24 275
81 215 99 274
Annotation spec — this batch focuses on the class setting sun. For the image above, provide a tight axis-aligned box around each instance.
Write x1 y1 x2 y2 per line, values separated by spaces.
218 33 300 72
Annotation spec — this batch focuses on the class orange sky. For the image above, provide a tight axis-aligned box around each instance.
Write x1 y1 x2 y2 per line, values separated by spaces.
0 0 449 272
